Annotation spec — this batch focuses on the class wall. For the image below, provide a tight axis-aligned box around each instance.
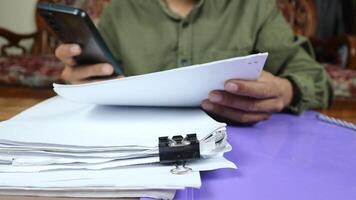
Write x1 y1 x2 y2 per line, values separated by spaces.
0 0 38 52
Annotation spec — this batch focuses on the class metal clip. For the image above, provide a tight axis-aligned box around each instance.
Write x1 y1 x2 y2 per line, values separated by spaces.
159 134 200 164
170 161 192 175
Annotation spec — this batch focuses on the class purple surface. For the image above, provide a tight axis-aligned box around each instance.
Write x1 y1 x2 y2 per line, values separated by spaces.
143 111 356 200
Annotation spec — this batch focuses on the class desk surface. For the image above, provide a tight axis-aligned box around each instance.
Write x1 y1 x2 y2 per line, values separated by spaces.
173 111 356 200
0 85 355 123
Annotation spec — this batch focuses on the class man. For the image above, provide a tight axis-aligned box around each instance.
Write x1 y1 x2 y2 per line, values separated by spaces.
55 0 333 124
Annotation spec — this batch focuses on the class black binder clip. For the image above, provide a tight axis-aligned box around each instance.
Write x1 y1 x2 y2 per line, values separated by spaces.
159 134 200 175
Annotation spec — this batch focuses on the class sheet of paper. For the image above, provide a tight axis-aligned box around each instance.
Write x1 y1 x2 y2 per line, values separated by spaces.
0 164 200 189
0 157 160 172
0 189 176 199
0 148 158 165
0 156 236 189
53 53 267 106
0 97 226 147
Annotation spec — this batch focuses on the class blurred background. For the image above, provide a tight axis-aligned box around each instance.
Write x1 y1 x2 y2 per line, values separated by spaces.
0 0 37 51
0 0 355 100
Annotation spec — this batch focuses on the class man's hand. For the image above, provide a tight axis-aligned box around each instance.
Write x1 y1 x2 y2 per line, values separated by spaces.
55 44 115 84
201 71 294 125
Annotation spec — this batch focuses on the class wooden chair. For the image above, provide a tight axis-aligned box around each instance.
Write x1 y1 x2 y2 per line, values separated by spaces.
0 0 60 56
0 0 110 87
0 28 37 56
0 0 110 57
0 0 68 87
277 0 356 70
277 0 356 98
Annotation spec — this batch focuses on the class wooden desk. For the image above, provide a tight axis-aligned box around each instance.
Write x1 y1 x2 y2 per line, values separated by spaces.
0 85 355 123
0 85 55 121
319 98 356 123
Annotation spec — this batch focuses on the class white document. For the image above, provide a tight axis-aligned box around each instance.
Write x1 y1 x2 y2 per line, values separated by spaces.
53 53 267 106
0 97 235 172
0 157 234 189
0 189 176 199
0 167 193 188
0 97 226 147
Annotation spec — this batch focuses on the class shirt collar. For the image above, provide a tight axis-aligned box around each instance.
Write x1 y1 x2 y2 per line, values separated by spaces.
158 0 205 21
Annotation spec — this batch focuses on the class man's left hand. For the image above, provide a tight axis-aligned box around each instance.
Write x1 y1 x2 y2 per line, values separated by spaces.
201 71 294 125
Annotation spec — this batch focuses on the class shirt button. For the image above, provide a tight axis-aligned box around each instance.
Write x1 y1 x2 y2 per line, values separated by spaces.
182 21 189 28
181 59 189 66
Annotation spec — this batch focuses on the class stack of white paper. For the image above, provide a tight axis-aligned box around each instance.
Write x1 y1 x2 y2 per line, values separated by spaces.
0 97 235 199
0 53 267 199
0 97 233 172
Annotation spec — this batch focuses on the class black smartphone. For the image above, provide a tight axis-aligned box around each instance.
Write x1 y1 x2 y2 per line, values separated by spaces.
37 3 124 76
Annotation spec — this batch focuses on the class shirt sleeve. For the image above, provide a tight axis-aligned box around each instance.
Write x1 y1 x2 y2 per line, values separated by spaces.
254 0 333 114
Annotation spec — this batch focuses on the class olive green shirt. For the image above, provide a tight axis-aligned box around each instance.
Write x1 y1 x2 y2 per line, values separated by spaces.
98 0 333 114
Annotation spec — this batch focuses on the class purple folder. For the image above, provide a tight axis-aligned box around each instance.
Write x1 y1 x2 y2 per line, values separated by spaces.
142 111 356 200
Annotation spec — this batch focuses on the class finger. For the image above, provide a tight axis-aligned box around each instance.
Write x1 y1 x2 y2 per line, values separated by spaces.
61 57 76 66
61 63 114 83
224 79 280 99
258 71 274 82
201 100 271 124
208 90 284 112
55 44 81 63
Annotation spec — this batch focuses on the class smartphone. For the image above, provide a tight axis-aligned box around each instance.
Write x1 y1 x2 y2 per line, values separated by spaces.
37 3 124 76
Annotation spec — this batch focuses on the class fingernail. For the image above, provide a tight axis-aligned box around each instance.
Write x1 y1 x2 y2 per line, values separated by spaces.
70 45 80 54
209 93 222 103
225 82 238 92
202 102 214 111
102 65 113 74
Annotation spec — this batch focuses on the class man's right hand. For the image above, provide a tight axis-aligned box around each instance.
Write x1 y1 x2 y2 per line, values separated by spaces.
55 44 115 84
